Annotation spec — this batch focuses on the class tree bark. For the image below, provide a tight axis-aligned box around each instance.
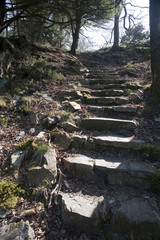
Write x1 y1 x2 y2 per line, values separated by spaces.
150 0 160 97
113 13 120 47
70 16 81 55
0 0 6 27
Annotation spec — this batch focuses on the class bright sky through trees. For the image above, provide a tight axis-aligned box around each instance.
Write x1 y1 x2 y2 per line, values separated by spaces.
80 0 149 50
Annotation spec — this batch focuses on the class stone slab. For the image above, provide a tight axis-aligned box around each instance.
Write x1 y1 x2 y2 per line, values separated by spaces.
60 193 105 233
90 89 124 97
63 155 95 182
94 159 154 189
0 221 35 240
82 117 137 132
85 97 128 106
92 135 144 150
107 198 160 240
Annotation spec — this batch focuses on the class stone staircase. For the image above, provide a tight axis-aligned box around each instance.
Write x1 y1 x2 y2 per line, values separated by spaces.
58 65 160 239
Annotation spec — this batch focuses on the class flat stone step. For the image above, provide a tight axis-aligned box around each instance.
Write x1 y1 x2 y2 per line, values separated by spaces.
84 96 128 106
72 134 144 151
86 79 126 85
87 105 137 117
82 117 137 134
92 135 144 149
88 83 141 90
90 89 124 96
63 154 154 189
60 191 160 238
85 72 119 79
60 192 104 233
87 83 127 90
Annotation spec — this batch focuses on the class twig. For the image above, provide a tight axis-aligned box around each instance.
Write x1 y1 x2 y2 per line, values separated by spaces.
48 169 63 208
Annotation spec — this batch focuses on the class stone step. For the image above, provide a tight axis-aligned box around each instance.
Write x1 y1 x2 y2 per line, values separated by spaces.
60 191 160 238
63 154 154 189
84 96 129 106
87 105 137 118
90 89 125 97
83 79 126 85
82 117 137 134
87 83 141 90
59 89 126 101
60 192 105 233
86 83 127 90
72 134 144 152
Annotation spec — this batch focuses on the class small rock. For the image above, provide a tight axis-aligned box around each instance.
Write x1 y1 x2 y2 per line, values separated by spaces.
61 122 78 132
19 131 25 137
43 116 60 129
129 93 141 103
0 210 8 219
29 128 36 136
15 131 25 141
11 151 26 170
124 89 131 95
42 94 53 102
68 101 81 112
0 221 35 240
27 149 57 187
30 112 39 124
136 89 143 97
109 199 115 204
155 118 160 123
55 130 71 150
13 94 20 101
36 131 46 139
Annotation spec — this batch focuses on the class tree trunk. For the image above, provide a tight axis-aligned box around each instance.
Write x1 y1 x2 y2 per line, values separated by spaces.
150 0 160 97
113 14 120 47
0 0 6 28
70 17 81 55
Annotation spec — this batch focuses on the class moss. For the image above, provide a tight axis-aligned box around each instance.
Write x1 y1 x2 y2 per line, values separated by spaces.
17 138 33 150
142 145 160 162
83 92 92 98
60 110 72 120
0 97 6 108
32 138 50 153
22 96 37 105
50 129 60 141
0 178 22 210
0 118 8 126
149 169 160 194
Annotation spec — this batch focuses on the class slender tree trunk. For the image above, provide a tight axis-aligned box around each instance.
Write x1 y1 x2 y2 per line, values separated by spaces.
0 0 6 28
113 14 120 47
70 17 81 55
150 0 160 97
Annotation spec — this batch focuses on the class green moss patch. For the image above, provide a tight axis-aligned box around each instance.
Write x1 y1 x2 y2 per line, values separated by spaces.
0 178 22 210
17 138 33 150
142 145 160 162
149 169 160 194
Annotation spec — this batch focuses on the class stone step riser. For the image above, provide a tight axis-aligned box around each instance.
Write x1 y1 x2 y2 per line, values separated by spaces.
87 84 127 90
63 156 154 190
72 135 144 153
84 97 128 106
87 106 137 118
90 90 124 97
83 79 126 85
82 118 137 135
